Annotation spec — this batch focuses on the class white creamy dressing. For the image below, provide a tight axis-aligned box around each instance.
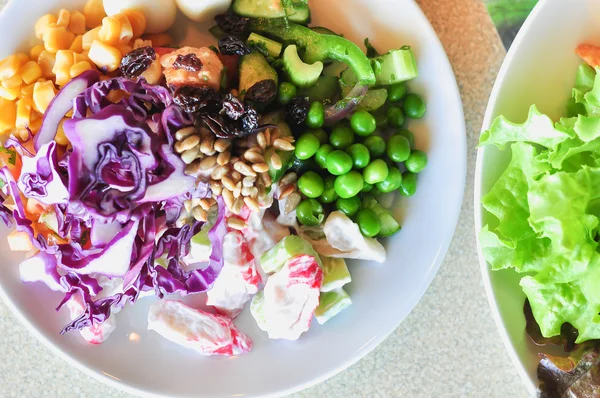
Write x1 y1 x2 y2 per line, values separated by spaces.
147 300 252 356
206 231 261 318
253 255 323 340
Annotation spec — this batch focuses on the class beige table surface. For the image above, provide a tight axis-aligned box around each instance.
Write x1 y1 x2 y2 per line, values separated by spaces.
0 0 530 397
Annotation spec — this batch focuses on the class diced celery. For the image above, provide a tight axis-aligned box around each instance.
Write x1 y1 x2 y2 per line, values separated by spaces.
321 257 351 292
260 235 322 274
315 288 352 325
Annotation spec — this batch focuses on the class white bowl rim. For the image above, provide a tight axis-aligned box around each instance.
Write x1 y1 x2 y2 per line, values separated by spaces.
474 0 549 394
0 0 467 397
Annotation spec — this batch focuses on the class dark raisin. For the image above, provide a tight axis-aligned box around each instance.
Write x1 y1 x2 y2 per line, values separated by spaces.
172 54 203 71
120 46 156 78
173 86 223 113
215 14 249 35
241 104 259 131
285 96 310 125
201 114 243 139
245 80 277 104
218 36 251 56
221 94 245 120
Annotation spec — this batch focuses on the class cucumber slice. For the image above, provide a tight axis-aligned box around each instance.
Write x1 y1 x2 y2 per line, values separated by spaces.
362 195 401 237
357 89 388 112
323 61 348 77
260 235 322 274
372 47 418 85
239 51 278 102
233 0 311 24
315 288 352 325
297 75 338 102
321 257 351 292
283 45 323 88
247 32 283 58
208 25 226 40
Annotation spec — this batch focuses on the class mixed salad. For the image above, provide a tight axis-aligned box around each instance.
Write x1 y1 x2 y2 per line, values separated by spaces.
0 0 428 355
480 43 600 395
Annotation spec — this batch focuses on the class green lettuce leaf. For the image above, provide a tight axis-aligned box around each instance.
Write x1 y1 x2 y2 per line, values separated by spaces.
479 105 572 149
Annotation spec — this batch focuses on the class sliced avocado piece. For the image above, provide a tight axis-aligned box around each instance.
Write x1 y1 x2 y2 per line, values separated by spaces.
357 89 388 112
247 32 283 58
372 47 418 85
260 235 322 274
239 51 278 103
297 75 338 103
283 45 323 88
233 0 311 24
321 257 351 292
315 288 352 325
362 195 401 237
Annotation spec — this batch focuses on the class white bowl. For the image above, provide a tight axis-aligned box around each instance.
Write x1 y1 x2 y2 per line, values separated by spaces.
475 0 600 394
0 0 466 397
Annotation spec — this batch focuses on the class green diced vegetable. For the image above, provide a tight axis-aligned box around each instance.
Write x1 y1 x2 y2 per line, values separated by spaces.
357 89 388 112
233 0 311 24
248 32 283 58
322 61 348 77
298 75 339 102
239 51 278 103
209 25 226 40
260 235 322 274
315 288 352 325
321 257 351 292
311 26 339 36
372 47 419 85
363 195 401 237
283 45 323 88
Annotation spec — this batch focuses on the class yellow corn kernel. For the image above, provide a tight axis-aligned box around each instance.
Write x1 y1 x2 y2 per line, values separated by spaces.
70 61 93 78
0 98 16 133
55 118 70 146
68 10 86 35
15 53 30 66
123 10 146 38
114 14 133 44
115 43 133 56
1 74 22 89
33 80 57 114
141 58 163 85
19 61 43 85
38 51 56 79
143 33 173 48
133 38 152 49
43 26 75 53
69 35 84 53
29 116 42 134
30 44 45 61
15 97 32 129
56 9 70 28
88 40 122 72
98 16 121 45
0 55 21 80
0 86 20 101
83 0 106 29
53 50 74 86
73 53 89 64
35 14 57 39
82 27 101 51
20 84 34 100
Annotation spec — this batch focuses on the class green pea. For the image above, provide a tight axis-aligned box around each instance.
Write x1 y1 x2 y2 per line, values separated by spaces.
376 167 402 193
399 171 417 197
372 107 388 127
334 171 364 199
319 176 338 203
309 128 329 145
364 135 386 158
363 159 389 184
387 106 405 128
336 196 361 217
361 182 374 192
306 101 325 128
356 208 381 238
387 82 408 102
315 144 333 169
295 133 320 160
350 110 377 136
297 199 324 226
376 191 396 209
403 93 427 119
386 135 411 163
278 82 297 105
346 143 370 169
326 150 353 175
405 150 428 173
329 126 355 149
396 129 415 149
298 171 325 198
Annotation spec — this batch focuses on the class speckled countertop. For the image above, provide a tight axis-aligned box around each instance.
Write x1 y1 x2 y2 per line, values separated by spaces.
0 0 529 397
